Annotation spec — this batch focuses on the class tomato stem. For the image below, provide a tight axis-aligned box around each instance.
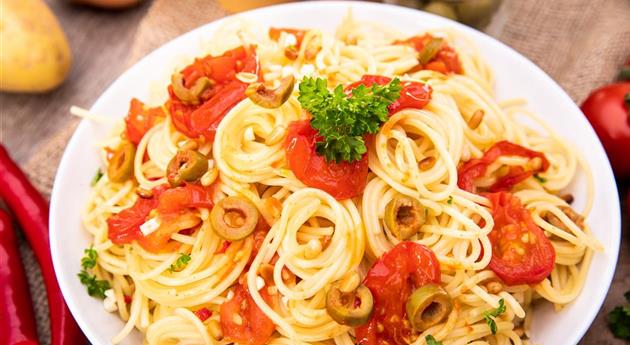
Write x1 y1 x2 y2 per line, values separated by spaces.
619 67 630 81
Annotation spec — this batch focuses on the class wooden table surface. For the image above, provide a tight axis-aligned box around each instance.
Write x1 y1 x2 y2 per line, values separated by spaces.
0 1 627 344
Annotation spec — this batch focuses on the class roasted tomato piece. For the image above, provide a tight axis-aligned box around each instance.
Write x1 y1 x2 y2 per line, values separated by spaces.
484 192 555 286
355 242 441 345
220 284 275 345
285 120 369 200
124 98 165 145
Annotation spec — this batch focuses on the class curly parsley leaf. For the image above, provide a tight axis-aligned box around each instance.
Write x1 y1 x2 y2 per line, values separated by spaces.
425 335 443 345
483 298 506 335
297 77 402 163
170 253 191 272
81 246 98 270
78 271 110 299
608 290 630 340
78 246 110 299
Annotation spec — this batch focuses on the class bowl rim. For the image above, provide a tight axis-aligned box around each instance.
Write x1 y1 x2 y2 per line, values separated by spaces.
49 2 621 344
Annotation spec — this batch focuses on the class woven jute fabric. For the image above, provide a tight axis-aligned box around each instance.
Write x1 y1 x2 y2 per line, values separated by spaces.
23 0 630 344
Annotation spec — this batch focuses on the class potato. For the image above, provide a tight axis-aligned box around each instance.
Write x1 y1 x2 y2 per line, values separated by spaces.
71 0 142 10
0 0 72 93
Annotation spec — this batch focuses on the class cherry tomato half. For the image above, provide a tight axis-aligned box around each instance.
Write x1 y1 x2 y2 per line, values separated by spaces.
484 192 555 286
284 120 369 200
355 242 441 345
345 75 433 114
220 284 275 345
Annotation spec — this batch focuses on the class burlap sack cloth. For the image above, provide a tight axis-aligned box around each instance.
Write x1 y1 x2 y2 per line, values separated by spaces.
22 0 630 344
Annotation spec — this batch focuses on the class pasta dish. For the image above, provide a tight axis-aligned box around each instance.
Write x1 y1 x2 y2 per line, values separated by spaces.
75 11 603 345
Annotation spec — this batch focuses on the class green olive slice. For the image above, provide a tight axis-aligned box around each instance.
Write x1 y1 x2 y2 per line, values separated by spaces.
326 283 373 327
418 36 444 66
245 75 295 109
406 284 453 331
171 73 213 105
210 196 259 241
166 150 209 187
107 141 136 183
383 195 426 240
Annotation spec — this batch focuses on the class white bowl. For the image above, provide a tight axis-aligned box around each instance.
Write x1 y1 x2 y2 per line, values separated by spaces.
50 2 621 344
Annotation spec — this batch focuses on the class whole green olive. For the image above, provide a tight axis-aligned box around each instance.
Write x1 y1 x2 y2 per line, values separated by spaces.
455 0 501 29
424 2 458 21
326 283 374 327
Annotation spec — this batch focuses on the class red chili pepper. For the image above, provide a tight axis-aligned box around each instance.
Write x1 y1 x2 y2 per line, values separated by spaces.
193 307 212 322
0 145 86 345
0 209 39 345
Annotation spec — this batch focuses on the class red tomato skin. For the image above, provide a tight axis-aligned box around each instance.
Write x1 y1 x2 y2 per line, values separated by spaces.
580 82 630 178
458 141 550 193
107 184 214 252
167 46 258 140
484 192 555 286
124 98 165 145
166 86 199 138
285 120 369 200
345 75 433 114
188 81 248 142
157 184 214 214
220 284 275 345
107 194 158 244
355 242 441 345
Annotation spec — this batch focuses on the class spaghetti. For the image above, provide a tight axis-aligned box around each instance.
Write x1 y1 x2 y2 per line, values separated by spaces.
77 10 602 345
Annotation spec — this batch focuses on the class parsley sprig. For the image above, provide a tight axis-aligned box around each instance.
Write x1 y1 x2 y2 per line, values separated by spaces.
170 253 191 272
425 335 443 345
608 290 630 340
483 298 506 335
298 77 402 163
91 169 103 186
78 247 110 299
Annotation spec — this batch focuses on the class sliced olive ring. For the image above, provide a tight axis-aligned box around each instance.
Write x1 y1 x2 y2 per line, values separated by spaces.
406 284 453 331
166 150 209 187
107 141 136 183
418 37 444 65
210 196 259 241
245 75 295 109
383 195 426 240
326 283 374 327
171 73 213 105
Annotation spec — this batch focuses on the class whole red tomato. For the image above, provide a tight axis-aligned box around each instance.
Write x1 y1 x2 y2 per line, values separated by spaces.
580 82 630 178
